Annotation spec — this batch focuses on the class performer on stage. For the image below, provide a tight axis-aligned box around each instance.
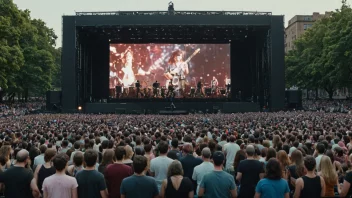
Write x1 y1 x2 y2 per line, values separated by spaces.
225 74 231 94
166 81 175 98
109 63 118 89
164 50 189 96
196 80 203 97
135 80 141 98
152 81 159 98
211 76 219 95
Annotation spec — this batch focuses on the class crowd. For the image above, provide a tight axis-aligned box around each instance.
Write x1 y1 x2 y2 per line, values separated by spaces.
303 99 352 113
0 101 44 117
0 110 352 197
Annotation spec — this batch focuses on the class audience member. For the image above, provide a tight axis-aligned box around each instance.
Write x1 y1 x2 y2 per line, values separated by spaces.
33 148 56 196
293 155 325 198
167 138 182 160
150 141 174 191
75 149 108 198
105 146 133 198
160 160 194 198
120 155 159 198
198 151 237 198
192 147 214 194
223 135 240 171
0 149 39 198
255 158 290 198
42 153 78 198
98 149 115 174
179 143 202 194
236 145 264 198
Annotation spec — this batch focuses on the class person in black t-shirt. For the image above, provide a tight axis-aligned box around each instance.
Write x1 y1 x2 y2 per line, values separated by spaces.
76 149 108 198
167 138 182 160
0 149 40 198
120 155 159 198
180 144 203 194
236 145 265 198
293 155 325 198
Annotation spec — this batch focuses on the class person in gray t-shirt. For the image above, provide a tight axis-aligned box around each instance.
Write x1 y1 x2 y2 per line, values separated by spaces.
199 151 236 198
150 141 174 192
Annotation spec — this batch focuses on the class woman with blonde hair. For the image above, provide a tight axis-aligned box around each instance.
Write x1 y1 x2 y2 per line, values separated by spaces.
318 155 338 197
160 160 193 198
122 145 134 167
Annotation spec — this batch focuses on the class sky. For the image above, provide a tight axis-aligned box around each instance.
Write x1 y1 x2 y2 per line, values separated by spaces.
13 0 346 47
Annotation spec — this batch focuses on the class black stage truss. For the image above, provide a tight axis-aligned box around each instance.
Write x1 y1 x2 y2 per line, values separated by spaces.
61 10 284 113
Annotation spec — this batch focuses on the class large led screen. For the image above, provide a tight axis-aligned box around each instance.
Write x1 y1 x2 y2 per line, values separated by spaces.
109 44 231 97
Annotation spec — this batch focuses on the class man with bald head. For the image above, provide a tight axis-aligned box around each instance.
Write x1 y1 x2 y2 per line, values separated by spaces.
0 149 40 198
192 147 214 195
236 145 265 198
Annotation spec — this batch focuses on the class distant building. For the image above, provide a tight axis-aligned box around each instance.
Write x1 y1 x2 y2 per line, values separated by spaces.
285 12 332 53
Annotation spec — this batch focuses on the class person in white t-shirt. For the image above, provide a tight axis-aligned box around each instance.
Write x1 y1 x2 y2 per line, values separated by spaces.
150 141 174 192
223 135 240 171
42 153 78 198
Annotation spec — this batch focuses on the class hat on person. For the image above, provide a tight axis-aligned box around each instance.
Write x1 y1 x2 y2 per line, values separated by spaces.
212 151 225 165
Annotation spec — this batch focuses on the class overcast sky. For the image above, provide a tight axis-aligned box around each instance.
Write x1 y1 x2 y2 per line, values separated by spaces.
13 0 346 47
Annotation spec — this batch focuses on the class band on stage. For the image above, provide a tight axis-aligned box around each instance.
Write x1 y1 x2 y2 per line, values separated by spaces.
109 48 231 99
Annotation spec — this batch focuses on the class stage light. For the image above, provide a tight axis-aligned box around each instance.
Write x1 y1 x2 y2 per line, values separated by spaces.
78 106 82 111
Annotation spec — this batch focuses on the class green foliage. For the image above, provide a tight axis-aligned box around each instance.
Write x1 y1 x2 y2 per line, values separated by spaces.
285 1 352 99
0 0 61 101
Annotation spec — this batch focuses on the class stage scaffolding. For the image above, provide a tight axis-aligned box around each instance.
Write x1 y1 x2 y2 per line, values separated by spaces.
75 11 272 16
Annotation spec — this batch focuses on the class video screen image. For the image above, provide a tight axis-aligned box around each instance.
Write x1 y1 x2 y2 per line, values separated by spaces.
109 44 231 98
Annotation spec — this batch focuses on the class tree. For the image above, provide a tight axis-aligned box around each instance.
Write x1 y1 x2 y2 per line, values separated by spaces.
51 47 62 90
15 16 58 100
1 0 60 102
0 0 25 89
285 1 352 99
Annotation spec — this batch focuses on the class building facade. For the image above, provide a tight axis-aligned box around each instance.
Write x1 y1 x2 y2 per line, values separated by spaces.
285 12 332 53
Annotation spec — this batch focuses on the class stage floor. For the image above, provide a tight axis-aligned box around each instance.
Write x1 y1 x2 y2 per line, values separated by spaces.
84 101 260 114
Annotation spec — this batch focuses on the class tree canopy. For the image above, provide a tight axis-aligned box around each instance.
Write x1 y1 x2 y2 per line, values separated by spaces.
0 0 61 101
285 0 352 99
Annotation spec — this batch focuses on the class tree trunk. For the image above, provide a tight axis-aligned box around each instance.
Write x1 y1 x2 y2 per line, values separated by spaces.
24 88 28 102
328 91 334 100
315 88 319 100
0 90 3 103
306 89 309 99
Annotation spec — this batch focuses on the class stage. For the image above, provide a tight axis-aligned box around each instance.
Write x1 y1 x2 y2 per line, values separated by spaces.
84 101 260 114
60 10 285 113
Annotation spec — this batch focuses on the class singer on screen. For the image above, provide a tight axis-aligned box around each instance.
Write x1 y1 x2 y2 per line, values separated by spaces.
164 50 189 95
120 49 136 87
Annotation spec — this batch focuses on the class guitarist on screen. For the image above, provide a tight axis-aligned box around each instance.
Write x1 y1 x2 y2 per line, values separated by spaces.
164 49 200 96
